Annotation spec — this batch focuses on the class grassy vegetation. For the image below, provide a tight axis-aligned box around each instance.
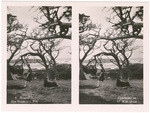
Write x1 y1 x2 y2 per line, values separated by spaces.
79 79 143 104
7 63 71 104
7 79 71 104
105 63 143 79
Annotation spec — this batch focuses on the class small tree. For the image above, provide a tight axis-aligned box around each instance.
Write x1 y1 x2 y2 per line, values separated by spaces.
7 13 28 80
7 14 27 64
79 14 101 79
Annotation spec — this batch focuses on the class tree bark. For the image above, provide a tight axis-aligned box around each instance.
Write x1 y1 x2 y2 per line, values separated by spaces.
80 63 86 80
7 68 13 80
80 58 87 80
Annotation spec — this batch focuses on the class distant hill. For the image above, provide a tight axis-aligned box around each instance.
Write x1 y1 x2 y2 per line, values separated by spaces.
84 59 116 64
10 58 142 64
10 59 42 64
10 58 71 64
84 58 143 64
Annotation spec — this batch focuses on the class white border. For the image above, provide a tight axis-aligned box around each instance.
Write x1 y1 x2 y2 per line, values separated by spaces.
1 1 149 112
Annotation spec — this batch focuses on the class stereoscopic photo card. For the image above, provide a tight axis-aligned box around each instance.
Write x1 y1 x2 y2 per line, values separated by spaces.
1 1 149 112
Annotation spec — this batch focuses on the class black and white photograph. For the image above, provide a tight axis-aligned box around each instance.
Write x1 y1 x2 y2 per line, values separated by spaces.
79 6 144 104
1 1 149 112
7 6 72 104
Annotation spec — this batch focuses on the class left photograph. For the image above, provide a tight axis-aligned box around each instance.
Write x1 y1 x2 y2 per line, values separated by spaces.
7 6 72 104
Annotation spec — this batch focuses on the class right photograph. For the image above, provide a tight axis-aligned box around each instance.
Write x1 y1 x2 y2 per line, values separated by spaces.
79 6 143 104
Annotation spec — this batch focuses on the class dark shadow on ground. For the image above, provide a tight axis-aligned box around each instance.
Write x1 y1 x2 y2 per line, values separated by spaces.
7 85 25 90
79 85 98 89
37 100 53 104
79 93 117 104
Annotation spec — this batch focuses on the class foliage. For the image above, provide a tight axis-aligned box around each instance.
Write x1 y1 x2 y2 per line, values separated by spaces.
33 6 72 37
7 13 28 65
126 63 143 79
106 63 143 79
106 6 143 39
7 14 23 33
25 64 71 80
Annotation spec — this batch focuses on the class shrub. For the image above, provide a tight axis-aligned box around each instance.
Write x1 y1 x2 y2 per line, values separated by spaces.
105 63 143 79
56 64 71 79
128 63 143 79
28 64 71 80
105 69 119 79
32 70 46 79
